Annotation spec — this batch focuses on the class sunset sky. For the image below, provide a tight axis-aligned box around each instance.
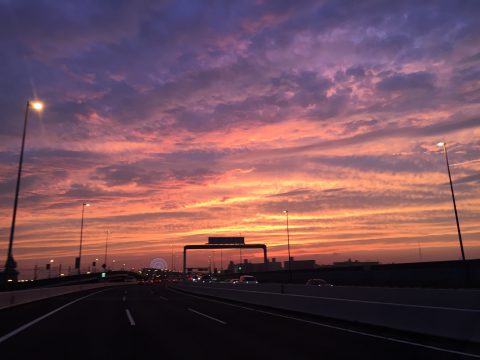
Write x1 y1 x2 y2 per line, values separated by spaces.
1 1 479 278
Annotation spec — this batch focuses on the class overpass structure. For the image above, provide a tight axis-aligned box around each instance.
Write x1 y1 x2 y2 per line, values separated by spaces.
183 237 267 274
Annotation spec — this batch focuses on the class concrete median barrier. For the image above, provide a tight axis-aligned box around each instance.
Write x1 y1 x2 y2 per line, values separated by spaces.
0 282 131 310
173 282 480 343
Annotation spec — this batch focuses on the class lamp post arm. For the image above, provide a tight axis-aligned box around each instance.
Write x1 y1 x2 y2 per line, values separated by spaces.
104 231 109 268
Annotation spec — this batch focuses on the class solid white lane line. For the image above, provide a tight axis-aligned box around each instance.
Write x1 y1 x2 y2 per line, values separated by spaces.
252 309 480 359
197 287 480 313
158 296 168 301
281 293 480 313
125 309 136 326
0 289 109 345
188 308 227 325
168 287 480 359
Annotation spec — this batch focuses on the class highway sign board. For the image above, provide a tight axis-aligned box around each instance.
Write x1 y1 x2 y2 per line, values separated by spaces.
208 237 245 244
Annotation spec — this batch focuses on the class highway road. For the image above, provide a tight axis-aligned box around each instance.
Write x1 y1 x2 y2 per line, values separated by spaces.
0 284 479 359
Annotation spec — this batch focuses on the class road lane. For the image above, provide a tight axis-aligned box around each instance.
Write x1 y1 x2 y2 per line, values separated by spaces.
0 286 123 338
0 286 132 359
163 284 480 359
0 289 109 345
0 283 478 360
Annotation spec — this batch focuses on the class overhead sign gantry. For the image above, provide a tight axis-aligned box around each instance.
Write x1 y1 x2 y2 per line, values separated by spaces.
183 237 267 274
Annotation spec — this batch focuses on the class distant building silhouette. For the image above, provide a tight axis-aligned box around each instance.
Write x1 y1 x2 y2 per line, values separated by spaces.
283 257 316 270
333 258 379 267
226 257 282 273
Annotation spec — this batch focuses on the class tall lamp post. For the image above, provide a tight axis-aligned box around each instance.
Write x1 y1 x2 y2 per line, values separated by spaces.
437 142 465 261
102 230 109 271
283 210 292 283
77 202 90 274
171 243 174 271
2 100 43 283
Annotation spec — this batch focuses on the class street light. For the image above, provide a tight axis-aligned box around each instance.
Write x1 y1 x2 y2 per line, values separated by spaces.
283 210 292 283
437 142 465 261
32 102 43 110
102 230 109 271
48 259 54 279
2 100 43 283
77 202 90 274
92 258 99 273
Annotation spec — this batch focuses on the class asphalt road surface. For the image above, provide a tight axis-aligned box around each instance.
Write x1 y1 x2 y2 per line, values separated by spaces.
0 284 479 359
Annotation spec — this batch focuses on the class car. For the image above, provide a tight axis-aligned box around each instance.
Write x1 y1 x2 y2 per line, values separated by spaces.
227 278 239 284
200 275 213 283
306 278 333 287
239 275 258 284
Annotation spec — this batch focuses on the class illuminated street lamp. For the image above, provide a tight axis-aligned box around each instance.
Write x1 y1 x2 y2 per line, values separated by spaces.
93 258 99 273
48 259 54 279
437 142 465 261
32 102 43 110
77 202 90 274
283 210 292 283
2 100 43 283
